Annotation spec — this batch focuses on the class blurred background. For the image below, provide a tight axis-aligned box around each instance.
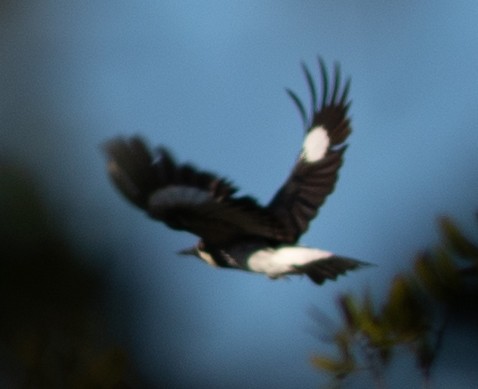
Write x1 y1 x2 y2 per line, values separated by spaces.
1 1 478 388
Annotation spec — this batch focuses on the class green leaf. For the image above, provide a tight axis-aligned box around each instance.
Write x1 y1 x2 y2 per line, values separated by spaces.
414 252 449 302
382 276 427 340
439 216 478 259
337 294 359 330
355 290 391 347
334 330 353 360
434 247 462 293
311 355 355 378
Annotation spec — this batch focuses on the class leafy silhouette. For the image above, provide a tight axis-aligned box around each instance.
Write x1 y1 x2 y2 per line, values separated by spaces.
312 215 478 388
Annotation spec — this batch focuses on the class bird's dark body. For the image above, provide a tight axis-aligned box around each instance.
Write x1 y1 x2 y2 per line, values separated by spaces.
104 58 369 285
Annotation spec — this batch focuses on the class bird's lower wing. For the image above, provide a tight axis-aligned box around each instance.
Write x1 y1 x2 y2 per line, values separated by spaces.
293 256 370 285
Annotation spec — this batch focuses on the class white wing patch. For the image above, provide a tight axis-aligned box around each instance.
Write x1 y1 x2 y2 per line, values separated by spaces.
149 186 211 208
301 126 330 163
247 246 333 278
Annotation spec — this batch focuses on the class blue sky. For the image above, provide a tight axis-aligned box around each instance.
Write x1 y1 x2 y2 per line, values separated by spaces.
2 1 478 387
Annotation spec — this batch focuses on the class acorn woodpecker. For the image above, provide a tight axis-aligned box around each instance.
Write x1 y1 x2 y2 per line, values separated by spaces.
104 58 369 285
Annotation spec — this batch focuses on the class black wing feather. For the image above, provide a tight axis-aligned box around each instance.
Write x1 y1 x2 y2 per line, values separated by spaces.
268 58 352 243
104 137 283 245
294 256 368 285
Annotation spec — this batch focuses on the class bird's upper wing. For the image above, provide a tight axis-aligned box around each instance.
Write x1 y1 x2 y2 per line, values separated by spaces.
104 137 283 245
268 59 352 243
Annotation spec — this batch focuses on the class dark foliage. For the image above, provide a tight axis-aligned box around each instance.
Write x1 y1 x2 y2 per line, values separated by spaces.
0 165 147 388
312 215 478 388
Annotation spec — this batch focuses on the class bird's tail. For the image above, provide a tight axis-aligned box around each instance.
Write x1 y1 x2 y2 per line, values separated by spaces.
294 256 371 285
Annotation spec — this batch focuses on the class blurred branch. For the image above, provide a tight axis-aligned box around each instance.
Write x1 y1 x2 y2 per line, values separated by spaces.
312 214 478 388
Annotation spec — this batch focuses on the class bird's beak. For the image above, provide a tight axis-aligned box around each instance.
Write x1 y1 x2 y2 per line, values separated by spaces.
177 246 198 257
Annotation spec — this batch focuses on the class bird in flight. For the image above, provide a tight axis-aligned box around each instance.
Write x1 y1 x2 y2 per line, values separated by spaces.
104 58 368 285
